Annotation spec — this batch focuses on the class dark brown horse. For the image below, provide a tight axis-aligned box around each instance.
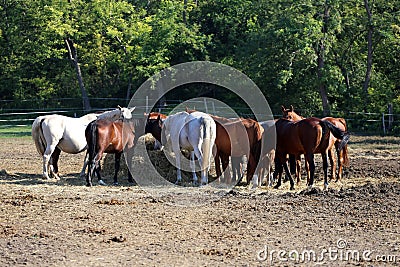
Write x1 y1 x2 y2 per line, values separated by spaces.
144 112 167 146
282 105 349 182
274 117 349 190
211 115 264 185
85 118 140 186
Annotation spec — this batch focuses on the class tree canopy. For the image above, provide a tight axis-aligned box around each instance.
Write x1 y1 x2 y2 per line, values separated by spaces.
0 0 399 116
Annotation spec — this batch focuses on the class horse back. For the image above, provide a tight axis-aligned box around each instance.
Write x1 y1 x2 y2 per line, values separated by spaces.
276 118 324 154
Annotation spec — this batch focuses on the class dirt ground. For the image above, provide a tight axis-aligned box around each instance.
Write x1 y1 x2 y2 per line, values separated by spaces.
0 135 400 266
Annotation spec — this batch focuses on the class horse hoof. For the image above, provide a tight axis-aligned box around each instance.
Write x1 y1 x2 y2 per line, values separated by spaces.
175 180 182 186
290 186 295 190
273 185 280 189
113 182 119 186
98 180 107 186
324 184 329 191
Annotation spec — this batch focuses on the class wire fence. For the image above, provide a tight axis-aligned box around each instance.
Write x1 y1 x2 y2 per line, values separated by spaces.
1 97 399 135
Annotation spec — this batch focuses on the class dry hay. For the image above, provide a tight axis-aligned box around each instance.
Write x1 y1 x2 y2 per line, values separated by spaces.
101 134 218 186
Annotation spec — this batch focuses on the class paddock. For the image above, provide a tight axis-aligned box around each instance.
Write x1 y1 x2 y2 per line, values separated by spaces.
0 135 399 266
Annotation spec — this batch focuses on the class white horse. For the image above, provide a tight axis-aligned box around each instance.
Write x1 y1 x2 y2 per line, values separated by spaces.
162 111 216 185
31 107 135 179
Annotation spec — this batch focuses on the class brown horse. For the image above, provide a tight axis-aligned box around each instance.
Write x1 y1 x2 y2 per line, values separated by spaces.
282 105 349 182
85 118 141 186
274 117 349 190
321 117 349 181
211 115 264 185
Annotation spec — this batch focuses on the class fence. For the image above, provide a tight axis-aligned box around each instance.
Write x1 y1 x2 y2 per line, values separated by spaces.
1 98 399 135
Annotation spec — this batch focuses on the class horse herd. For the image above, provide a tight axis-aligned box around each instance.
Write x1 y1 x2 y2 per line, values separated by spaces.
31 105 350 191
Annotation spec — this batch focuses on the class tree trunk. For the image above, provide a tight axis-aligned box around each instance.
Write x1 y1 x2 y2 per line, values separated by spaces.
64 38 91 111
317 49 330 116
316 1 330 116
362 0 373 112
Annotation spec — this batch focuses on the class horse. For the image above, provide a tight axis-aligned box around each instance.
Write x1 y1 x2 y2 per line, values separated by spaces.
31 107 135 180
321 117 349 181
273 117 350 190
144 112 167 150
281 105 349 182
210 115 264 186
85 115 143 186
255 120 276 187
161 111 216 185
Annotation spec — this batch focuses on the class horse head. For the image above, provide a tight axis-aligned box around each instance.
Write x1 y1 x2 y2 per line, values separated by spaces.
145 114 163 143
281 105 303 121
118 105 135 120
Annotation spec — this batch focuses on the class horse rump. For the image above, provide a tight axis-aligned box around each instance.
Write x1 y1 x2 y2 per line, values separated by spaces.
319 120 350 151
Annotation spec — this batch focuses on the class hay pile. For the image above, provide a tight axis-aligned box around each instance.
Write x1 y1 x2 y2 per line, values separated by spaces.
101 134 217 186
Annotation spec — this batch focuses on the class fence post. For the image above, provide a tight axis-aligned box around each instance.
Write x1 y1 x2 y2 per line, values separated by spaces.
382 113 386 136
203 98 208 113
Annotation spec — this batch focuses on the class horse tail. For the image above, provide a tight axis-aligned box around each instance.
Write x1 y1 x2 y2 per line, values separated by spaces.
86 121 98 163
31 117 47 155
200 117 215 172
341 143 349 167
320 120 350 152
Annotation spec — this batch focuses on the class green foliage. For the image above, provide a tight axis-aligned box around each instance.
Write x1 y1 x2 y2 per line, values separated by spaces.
0 0 399 119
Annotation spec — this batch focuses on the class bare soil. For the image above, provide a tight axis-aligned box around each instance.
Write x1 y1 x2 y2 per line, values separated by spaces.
0 135 400 266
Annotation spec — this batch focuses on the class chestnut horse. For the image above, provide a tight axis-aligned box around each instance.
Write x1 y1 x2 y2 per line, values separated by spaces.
281 105 349 182
211 115 264 185
274 117 349 190
85 117 143 186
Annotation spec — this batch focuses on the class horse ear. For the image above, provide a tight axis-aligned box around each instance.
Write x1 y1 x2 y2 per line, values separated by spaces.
117 105 122 110
281 105 286 112
185 106 189 112
290 105 294 112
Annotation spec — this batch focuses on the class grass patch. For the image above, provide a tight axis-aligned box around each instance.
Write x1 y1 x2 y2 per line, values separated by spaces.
348 134 400 150
0 125 32 138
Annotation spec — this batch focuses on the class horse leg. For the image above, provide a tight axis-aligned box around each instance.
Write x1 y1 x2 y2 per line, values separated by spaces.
304 158 310 185
80 151 89 178
328 147 336 182
273 157 284 189
125 148 135 184
190 151 199 185
50 147 61 180
43 144 57 179
336 144 343 182
296 155 302 185
322 152 329 190
86 158 95 187
305 153 315 188
174 149 183 185
114 152 122 185
215 152 222 179
94 151 106 186
283 160 295 190
246 154 257 186
221 154 231 184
